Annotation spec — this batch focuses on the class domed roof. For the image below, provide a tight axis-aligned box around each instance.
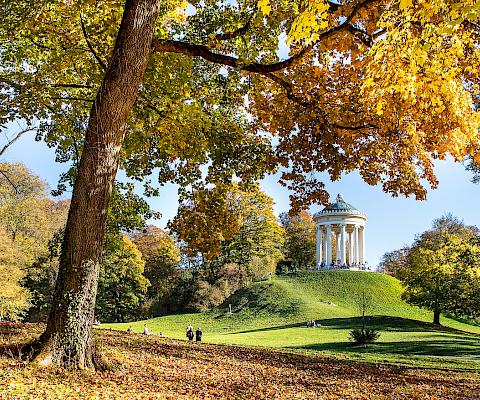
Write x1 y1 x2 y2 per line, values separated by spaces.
322 193 358 213
314 193 367 222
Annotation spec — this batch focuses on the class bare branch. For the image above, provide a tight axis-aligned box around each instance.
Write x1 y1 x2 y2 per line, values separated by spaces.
262 72 314 108
46 96 95 102
213 6 257 42
51 83 94 89
80 14 107 71
0 170 19 194
0 127 35 158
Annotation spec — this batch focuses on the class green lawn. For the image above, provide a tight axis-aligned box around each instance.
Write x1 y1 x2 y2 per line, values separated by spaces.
101 271 480 371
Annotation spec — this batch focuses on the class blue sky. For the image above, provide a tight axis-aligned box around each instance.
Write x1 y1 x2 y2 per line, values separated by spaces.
3 125 479 268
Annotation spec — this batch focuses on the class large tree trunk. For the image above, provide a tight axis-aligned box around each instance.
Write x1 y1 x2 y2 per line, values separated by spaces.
35 0 160 369
433 309 441 325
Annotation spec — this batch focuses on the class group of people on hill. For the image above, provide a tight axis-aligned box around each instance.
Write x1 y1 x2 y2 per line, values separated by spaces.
125 323 202 342
186 324 202 342
306 320 317 328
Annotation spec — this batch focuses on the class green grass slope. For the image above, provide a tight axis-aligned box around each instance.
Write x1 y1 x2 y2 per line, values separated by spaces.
103 271 480 370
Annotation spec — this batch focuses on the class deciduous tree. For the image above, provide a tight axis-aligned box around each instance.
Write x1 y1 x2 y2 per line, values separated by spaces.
398 216 480 325
280 211 316 270
132 226 181 315
0 164 68 320
170 183 284 279
378 246 410 277
96 235 150 323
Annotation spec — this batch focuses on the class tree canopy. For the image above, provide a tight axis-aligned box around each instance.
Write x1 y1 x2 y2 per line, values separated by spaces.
131 226 181 315
2 0 479 209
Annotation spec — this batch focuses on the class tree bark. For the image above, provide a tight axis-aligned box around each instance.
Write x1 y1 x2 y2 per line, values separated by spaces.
433 309 441 325
35 0 161 369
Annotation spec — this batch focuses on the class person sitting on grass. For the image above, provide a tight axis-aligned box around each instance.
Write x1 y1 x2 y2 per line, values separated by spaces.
143 323 153 336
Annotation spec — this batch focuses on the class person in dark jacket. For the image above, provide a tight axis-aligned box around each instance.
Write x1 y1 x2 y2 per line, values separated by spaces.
186 324 194 341
195 327 202 342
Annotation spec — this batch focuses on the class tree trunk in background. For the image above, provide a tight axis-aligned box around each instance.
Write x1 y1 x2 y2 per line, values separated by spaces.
433 309 441 325
35 0 160 369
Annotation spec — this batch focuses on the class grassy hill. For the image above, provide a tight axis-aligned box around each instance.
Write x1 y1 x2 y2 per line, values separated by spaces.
103 271 480 370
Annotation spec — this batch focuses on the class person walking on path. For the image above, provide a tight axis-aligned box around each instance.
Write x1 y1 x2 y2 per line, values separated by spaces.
195 327 202 342
186 324 194 341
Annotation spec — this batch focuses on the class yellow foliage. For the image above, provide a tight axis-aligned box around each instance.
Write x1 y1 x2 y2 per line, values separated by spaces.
0 228 31 320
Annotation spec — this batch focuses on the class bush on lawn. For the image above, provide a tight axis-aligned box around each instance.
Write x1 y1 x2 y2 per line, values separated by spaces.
349 328 380 345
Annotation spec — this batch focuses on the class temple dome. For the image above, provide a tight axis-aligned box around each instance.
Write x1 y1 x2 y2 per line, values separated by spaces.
317 194 365 216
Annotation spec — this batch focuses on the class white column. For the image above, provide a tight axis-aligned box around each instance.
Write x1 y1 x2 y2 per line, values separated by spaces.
360 226 366 264
335 232 340 263
326 224 332 267
316 226 322 268
323 230 328 268
354 225 359 265
340 224 346 266
349 230 354 265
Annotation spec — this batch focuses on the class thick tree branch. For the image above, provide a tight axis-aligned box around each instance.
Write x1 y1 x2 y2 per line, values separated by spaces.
151 0 378 73
347 24 373 47
151 0 378 105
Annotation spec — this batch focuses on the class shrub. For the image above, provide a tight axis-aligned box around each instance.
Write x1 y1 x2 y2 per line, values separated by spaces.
187 263 248 311
349 328 380 345
249 256 276 281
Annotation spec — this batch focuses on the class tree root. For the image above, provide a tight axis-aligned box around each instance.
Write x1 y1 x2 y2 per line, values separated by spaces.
16 336 112 371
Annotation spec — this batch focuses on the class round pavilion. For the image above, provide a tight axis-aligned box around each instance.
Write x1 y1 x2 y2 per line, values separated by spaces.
313 194 367 269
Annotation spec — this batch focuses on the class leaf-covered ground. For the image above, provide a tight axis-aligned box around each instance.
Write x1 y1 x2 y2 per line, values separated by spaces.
1 323 479 399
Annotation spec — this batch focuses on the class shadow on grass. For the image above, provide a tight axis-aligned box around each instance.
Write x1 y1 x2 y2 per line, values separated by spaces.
318 316 479 335
291 337 480 358
230 316 478 335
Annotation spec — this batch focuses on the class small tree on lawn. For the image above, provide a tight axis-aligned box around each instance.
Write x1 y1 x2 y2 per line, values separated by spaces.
349 289 379 345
